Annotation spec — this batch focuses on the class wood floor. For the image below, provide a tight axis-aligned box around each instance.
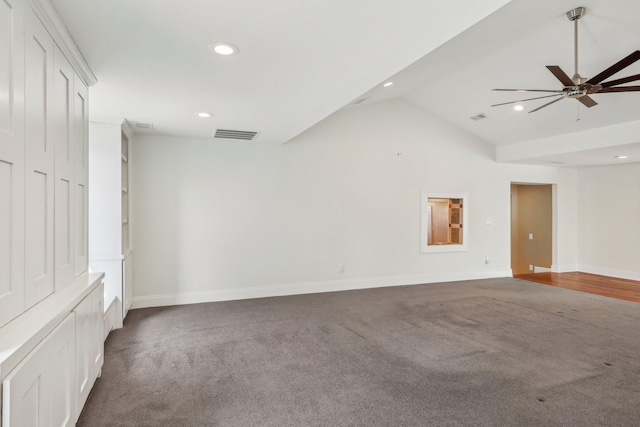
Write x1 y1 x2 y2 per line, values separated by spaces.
515 272 640 303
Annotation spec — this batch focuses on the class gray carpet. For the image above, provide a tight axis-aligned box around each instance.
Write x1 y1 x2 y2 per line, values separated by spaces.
77 278 640 426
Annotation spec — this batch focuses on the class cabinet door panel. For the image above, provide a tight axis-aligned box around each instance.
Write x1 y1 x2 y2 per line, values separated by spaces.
53 46 75 289
74 293 91 411
24 5 54 309
0 0 23 135
47 313 76 427
91 286 104 373
73 75 88 276
2 348 47 427
74 284 103 418
2 313 76 427
0 0 26 327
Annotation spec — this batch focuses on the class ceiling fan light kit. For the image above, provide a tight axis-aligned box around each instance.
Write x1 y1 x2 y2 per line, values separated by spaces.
492 6 640 113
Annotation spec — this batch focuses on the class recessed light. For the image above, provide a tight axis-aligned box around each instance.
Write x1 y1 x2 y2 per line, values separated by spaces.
514 105 524 111
209 43 239 56
197 112 212 118
616 155 629 159
383 81 394 87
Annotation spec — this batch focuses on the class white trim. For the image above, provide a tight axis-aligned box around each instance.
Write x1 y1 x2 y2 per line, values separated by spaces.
551 264 579 273
28 0 97 86
578 265 640 282
131 269 512 309
88 117 134 140
122 121 134 140
89 116 125 125
533 266 552 273
420 191 469 253
88 117 133 141
89 255 124 262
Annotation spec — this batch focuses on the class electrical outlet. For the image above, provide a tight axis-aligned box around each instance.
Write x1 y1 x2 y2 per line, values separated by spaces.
338 264 345 273
529 264 533 271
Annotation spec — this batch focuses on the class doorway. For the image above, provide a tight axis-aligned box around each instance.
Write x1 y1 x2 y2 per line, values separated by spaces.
510 184 553 275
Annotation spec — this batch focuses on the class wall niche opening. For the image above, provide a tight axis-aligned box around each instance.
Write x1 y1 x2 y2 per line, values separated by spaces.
421 192 469 253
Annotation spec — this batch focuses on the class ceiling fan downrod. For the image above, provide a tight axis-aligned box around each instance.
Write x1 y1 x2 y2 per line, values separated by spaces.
491 5 640 113
567 7 586 85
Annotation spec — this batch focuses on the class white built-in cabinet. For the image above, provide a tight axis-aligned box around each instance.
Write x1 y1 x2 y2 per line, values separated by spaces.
89 120 134 330
0 0 93 327
0 0 103 425
1 277 104 427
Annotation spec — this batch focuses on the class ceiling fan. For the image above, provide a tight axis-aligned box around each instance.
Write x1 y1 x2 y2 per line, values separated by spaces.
492 6 640 113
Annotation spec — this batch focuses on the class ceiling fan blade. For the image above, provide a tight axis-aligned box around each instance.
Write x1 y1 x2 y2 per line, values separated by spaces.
578 95 597 108
491 94 564 107
597 86 640 93
492 89 564 93
528 96 565 113
546 66 574 86
586 51 640 85
600 73 640 88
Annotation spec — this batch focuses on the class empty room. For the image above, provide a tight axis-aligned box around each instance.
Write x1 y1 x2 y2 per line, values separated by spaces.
1 0 639 426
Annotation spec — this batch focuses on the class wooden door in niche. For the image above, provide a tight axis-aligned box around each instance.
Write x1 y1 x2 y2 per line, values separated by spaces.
448 198 463 244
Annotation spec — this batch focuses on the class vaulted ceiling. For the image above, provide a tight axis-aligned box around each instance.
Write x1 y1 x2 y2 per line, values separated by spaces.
51 0 640 167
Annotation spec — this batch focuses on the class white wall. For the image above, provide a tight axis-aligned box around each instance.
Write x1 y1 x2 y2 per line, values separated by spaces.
131 99 578 308
577 163 640 280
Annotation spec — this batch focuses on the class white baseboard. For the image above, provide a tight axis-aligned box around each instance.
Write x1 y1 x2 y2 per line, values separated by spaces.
533 266 552 273
131 269 513 309
577 265 640 281
551 264 579 273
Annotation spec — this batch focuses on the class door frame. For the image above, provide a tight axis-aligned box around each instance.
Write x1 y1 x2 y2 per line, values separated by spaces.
510 182 557 275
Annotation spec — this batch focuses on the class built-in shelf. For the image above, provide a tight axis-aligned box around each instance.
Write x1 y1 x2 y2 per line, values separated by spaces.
89 120 134 331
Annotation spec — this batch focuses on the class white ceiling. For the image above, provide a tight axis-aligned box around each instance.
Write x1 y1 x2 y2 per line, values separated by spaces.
49 0 509 144
51 0 640 167
352 0 640 167
513 142 640 168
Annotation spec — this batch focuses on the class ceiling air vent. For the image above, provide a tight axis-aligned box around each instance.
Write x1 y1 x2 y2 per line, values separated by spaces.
133 121 154 130
470 113 487 121
214 129 259 141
